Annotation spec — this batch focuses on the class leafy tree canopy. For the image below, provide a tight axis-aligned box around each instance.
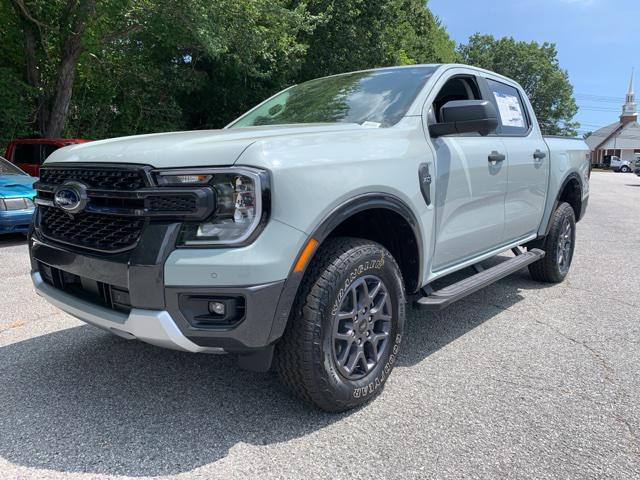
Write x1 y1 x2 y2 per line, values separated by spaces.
1 2 582 144
458 34 579 136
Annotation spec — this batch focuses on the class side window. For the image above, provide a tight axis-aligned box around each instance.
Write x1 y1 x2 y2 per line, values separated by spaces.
430 76 481 124
12 144 41 165
42 144 60 160
486 79 530 135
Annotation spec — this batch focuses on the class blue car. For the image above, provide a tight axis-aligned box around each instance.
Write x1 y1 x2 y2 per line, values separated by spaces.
0 156 37 235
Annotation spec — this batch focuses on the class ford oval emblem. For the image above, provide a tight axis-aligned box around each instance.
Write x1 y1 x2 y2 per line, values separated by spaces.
53 182 88 214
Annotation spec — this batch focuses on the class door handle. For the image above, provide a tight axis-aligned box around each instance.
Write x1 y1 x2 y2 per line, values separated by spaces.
488 151 506 163
418 163 432 206
533 149 547 161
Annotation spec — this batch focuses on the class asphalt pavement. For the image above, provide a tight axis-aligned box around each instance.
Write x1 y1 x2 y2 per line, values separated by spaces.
0 171 638 479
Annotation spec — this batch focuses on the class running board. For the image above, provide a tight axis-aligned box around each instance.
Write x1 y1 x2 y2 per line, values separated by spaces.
415 248 545 311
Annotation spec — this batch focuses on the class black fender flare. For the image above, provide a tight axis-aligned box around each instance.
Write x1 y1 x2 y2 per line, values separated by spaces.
267 192 423 343
543 172 584 237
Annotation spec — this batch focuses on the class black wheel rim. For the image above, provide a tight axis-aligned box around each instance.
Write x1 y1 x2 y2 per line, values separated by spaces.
557 217 573 275
332 275 392 380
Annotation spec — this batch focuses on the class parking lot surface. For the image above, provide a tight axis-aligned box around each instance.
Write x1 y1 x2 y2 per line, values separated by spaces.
0 172 639 480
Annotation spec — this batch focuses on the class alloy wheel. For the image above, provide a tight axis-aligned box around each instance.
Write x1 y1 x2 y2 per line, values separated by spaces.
332 275 392 380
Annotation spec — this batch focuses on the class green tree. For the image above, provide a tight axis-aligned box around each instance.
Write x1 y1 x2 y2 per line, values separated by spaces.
0 1 36 144
1 0 456 140
293 0 456 81
176 0 315 130
458 34 579 136
3 0 316 137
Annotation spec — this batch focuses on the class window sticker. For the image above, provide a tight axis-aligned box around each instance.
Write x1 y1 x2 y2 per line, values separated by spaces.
493 92 525 128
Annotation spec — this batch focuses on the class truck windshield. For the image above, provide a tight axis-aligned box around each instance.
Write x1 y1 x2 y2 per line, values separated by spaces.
229 66 437 129
0 157 27 176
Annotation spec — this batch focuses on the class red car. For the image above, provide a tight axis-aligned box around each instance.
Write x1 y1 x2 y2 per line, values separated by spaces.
5 138 90 176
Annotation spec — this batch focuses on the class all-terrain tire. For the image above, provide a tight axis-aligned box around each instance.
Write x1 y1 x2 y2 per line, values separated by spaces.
528 202 576 283
274 237 406 412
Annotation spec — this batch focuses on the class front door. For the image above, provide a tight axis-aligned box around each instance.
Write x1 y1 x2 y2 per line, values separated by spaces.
425 74 508 271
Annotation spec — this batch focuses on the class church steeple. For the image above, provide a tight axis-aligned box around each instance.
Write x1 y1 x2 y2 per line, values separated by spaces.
621 68 637 124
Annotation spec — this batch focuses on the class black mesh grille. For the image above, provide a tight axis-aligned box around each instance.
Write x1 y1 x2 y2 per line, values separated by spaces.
146 195 197 212
40 206 145 252
40 167 146 190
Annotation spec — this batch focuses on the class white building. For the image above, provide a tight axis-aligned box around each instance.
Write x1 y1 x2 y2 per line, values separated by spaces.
586 71 640 165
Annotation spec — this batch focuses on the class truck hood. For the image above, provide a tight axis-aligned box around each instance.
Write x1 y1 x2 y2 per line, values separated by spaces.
44 124 363 169
0 174 37 199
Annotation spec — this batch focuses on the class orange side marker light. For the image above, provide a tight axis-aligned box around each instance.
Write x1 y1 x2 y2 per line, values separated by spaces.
293 238 319 273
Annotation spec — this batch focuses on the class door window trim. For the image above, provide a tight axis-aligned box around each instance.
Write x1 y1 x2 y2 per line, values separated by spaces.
479 77 533 138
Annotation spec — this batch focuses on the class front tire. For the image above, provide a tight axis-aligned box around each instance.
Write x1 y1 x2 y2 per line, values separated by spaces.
275 237 405 412
528 202 576 283
621 165 631 173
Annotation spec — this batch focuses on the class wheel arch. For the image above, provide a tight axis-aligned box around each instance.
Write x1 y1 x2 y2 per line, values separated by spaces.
541 172 584 239
556 173 583 222
268 193 423 343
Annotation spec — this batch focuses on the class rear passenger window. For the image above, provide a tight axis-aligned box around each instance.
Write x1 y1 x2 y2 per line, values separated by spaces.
13 144 41 165
486 79 530 135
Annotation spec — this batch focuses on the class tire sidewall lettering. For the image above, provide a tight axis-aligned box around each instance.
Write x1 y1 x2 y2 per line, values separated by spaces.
352 333 402 399
331 252 385 316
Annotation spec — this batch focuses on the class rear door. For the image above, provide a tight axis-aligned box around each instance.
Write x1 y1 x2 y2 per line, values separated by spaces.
483 77 549 242
425 71 509 271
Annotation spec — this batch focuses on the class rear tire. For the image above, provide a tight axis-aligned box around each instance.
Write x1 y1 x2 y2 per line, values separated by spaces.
275 237 405 412
528 202 576 283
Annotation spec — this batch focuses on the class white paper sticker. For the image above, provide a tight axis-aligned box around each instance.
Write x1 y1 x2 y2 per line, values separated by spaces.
361 121 381 128
493 92 525 128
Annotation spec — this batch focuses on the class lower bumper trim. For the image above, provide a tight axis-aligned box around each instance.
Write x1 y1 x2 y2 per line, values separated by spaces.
32 272 225 354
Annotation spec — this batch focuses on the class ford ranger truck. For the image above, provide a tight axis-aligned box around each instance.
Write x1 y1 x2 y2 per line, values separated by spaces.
29 64 589 412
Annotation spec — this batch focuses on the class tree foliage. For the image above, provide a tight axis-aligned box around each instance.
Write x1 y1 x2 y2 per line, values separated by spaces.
294 0 457 80
458 34 579 136
2 2 585 144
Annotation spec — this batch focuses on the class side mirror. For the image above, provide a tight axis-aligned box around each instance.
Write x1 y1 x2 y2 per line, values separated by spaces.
429 100 499 138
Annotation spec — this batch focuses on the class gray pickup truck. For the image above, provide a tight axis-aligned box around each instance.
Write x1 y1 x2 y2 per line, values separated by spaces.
29 64 589 411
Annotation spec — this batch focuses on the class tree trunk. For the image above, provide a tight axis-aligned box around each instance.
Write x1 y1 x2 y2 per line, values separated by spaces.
13 3 47 135
45 48 82 138
45 0 96 138
12 0 97 138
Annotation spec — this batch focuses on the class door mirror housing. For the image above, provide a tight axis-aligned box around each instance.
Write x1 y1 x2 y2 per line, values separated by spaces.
429 100 499 138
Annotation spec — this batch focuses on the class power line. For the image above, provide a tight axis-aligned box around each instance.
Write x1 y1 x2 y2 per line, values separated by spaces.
578 106 624 112
575 92 625 100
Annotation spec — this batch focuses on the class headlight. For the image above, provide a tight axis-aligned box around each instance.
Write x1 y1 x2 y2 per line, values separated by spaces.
0 198 34 210
154 167 269 247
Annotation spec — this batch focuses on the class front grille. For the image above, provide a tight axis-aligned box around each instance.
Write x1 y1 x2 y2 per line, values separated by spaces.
39 262 131 313
35 164 214 252
146 195 197 212
39 167 146 190
40 206 145 252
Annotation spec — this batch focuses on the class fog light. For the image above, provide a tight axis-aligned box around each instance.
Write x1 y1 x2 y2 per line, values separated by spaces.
209 301 226 315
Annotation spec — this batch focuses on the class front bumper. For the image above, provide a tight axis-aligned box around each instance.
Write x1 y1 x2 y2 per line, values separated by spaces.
0 208 34 233
32 271 225 353
29 220 297 353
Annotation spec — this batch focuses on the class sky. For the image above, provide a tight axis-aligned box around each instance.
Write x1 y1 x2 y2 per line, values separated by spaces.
429 0 640 135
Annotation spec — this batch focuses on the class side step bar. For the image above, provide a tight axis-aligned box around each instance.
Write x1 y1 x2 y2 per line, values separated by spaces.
415 248 545 311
